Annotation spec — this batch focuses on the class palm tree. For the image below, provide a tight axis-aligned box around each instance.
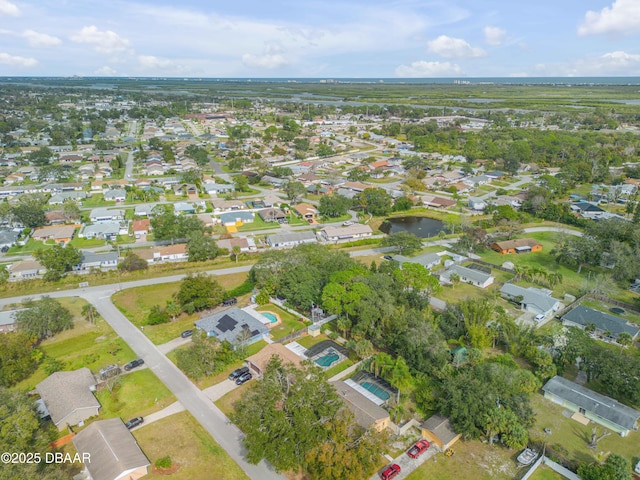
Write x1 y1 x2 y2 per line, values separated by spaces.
81 304 98 325
232 245 241 264
617 332 632 353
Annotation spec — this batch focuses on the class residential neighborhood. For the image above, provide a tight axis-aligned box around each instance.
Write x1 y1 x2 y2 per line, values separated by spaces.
1 78 640 480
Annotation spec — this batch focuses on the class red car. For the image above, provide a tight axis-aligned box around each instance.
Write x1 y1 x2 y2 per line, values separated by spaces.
407 439 430 459
380 463 401 480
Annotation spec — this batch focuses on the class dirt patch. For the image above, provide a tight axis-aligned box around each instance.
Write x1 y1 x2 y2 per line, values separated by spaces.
153 463 181 475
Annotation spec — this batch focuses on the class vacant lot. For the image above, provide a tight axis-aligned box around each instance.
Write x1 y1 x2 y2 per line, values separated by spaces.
13 297 135 391
133 411 249 480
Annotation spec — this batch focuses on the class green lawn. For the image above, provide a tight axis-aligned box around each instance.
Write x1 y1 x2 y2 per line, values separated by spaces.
324 357 354 379
81 194 115 208
7 238 53 255
405 439 518 480
529 393 640 468
256 304 309 340
68 236 108 248
12 297 136 391
95 369 176 420
527 465 566 480
133 411 249 480
215 382 254 417
112 272 248 344
295 333 331 349
237 214 280 232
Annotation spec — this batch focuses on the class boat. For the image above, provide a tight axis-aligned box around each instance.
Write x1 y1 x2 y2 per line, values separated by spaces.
517 447 538 466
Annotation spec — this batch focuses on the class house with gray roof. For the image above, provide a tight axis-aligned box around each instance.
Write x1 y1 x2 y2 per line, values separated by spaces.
103 188 127 202
90 208 124 222
134 204 153 217
331 380 390 432
0 308 23 333
202 183 234 196
500 283 561 316
72 418 150 480
542 375 640 436
75 251 119 272
439 264 494 288
219 211 254 227
562 305 640 341
393 252 441 270
0 228 20 248
195 307 269 346
48 191 87 205
80 222 122 240
258 208 287 223
266 231 318 248
36 368 100 430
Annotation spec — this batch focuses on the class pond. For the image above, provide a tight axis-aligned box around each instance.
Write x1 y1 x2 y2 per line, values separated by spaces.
380 216 446 238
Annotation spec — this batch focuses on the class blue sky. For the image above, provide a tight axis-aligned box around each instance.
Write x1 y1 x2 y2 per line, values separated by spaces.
1 0 639 77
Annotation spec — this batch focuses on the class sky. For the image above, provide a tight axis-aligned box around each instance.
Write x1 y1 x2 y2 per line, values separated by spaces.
1 0 640 78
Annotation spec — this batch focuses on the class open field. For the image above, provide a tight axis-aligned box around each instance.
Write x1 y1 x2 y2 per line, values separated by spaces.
12 296 136 391
133 411 249 480
112 272 248 344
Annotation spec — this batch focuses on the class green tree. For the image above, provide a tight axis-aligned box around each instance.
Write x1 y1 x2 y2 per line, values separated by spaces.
0 333 36 387
28 146 54 166
175 273 225 313
578 454 632 480
118 251 148 272
318 194 352 218
34 244 82 281
11 196 46 228
381 231 423 255
355 188 393 216
233 174 250 192
186 230 218 262
232 358 343 472
283 180 306 203
81 304 98 325
14 297 73 342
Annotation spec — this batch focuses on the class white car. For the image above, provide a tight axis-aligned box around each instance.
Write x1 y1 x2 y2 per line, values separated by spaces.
342 221 354 226
534 314 545 322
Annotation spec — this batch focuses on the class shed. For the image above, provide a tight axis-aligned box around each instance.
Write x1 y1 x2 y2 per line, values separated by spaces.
420 414 461 450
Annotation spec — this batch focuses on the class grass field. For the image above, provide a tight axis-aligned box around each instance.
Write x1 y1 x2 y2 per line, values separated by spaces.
527 465 566 480
94 368 176 420
133 411 249 480
529 393 640 468
112 272 248 344
256 303 308 340
12 296 136 391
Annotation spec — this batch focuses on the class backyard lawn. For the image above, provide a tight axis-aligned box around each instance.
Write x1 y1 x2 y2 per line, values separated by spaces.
94 369 176 421
528 393 639 469
256 303 309 340
133 411 249 480
527 465 566 480
237 214 280 232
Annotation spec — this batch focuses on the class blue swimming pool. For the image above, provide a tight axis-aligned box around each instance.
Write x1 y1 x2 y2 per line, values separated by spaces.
262 312 278 324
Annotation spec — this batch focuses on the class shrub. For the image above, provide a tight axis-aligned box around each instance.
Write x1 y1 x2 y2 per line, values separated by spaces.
146 305 169 325
155 456 172 469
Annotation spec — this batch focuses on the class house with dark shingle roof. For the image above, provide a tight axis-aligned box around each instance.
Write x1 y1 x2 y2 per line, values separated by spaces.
195 307 269 346
542 376 640 436
72 418 150 480
36 368 100 430
562 305 640 341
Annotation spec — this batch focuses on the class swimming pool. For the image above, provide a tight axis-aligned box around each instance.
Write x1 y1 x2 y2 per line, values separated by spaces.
315 349 339 367
261 312 278 324
360 381 391 401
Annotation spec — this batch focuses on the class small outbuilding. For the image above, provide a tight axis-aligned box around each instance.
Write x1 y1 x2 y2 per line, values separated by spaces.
421 414 462 450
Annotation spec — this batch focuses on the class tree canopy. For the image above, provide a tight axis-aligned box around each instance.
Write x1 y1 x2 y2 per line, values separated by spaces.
14 296 73 342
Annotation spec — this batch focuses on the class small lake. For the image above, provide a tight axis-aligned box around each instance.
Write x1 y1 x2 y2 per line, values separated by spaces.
380 216 445 238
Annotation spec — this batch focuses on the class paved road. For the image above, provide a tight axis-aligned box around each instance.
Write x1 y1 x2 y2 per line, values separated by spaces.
523 226 582 236
85 292 283 480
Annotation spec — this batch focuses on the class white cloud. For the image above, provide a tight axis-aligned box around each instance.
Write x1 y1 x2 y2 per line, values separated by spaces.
0 52 37 67
578 0 640 35
536 51 640 76
426 35 486 59
0 0 19 16
242 53 289 70
95 66 117 76
22 30 62 47
137 55 192 74
395 60 462 77
70 26 131 54
484 26 506 46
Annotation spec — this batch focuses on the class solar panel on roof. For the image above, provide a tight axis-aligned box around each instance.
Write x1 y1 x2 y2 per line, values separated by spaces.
217 315 237 333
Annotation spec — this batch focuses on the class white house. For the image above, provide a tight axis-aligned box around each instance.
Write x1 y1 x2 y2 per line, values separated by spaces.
439 265 494 289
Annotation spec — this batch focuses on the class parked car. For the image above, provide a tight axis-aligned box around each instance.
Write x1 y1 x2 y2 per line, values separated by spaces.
180 329 193 338
407 439 430 459
534 313 545 322
229 366 249 381
380 464 401 480
222 297 237 306
125 417 144 429
0 246 8 253
123 358 144 371
235 372 253 385
342 220 354 226
383 255 394 261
